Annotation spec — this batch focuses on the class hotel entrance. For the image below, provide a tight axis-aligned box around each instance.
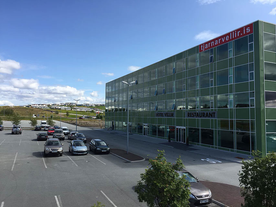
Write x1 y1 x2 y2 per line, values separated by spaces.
143 124 149 136
176 127 186 143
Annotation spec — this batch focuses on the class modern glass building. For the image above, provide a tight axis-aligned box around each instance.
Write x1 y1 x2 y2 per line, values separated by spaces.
105 20 276 156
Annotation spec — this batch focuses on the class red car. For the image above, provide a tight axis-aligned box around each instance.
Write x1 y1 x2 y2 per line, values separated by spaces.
47 127 55 135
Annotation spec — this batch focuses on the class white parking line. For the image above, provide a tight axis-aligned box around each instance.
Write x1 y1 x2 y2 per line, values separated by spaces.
90 155 106 165
1 201 4 207
101 190 117 207
54 195 61 207
37 141 39 146
19 139 22 146
0 139 6 145
41 154 47 169
11 152 18 171
67 156 78 167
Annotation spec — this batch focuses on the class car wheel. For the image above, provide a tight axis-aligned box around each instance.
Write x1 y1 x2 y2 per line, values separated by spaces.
60 153 63 156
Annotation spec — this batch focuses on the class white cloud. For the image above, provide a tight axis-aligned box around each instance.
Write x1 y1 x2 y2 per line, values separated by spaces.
195 31 220 41
0 100 14 106
251 0 276 4
77 79 84 82
128 66 141 72
97 81 103 85
90 91 98 97
0 59 20 74
39 86 84 96
102 73 114 76
0 85 20 92
270 7 276 14
11 79 39 89
198 0 221 5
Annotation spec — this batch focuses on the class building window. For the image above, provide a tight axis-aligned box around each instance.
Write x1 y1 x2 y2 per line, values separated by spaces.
187 77 196 90
176 59 185 73
200 50 209 66
176 98 185 110
166 99 175 110
157 100 165 111
200 73 210 88
217 43 228 61
166 62 174 75
200 96 210 109
235 36 248 56
217 69 228 86
187 54 197 69
218 130 233 149
235 64 248 83
151 69 157 80
175 79 184 92
235 92 249 107
157 66 166 78
217 94 228 108
264 33 276 52
229 42 233 58
166 81 175 94
265 91 276 108
188 97 196 109
229 94 233 108
265 62 276 81
189 128 199 143
201 129 214 145
250 92 255 107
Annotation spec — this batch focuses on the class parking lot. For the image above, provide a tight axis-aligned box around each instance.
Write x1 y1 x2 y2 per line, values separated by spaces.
0 129 150 207
0 121 230 207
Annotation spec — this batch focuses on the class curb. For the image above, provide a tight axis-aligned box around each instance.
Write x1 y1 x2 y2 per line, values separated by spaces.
111 152 145 163
212 199 229 207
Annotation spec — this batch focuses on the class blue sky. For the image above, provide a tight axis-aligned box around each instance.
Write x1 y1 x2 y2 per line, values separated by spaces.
0 0 276 106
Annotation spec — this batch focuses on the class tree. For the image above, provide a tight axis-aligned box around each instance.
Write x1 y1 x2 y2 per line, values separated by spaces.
96 114 103 120
55 111 59 114
239 151 276 207
66 111 69 117
135 150 190 207
11 113 21 125
47 117 55 126
29 117 37 127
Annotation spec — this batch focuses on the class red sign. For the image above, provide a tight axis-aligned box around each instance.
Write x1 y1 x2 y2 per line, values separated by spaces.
199 23 253 52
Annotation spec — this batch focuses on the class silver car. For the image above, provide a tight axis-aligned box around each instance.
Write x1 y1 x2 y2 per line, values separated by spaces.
44 138 63 157
61 126 70 135
53 129 65 140
69 140 88 155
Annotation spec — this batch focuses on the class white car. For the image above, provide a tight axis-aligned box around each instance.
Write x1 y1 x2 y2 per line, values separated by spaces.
61 127 70 135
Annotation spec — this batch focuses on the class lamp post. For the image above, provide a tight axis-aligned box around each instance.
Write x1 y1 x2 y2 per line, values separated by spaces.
74 99 80 132
122 80 136 153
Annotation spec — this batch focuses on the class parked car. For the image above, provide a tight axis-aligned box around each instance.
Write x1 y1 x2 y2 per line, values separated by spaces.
44 125 50 131
37 132 48 141
34 125 41 131
89 139 110 154
68 131 78 140
61 127 70 135
12 125 22 134
54 125 60 129
74 133 87 143
0 125 4 131
47 127 55 135
44 138 63 156
69 140 88 155
178 170 212 206
53 129 65 140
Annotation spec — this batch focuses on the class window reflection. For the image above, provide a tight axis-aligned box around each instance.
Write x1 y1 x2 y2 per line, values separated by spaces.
187 77 196 90
217 69 228 86
217 94 228 108
218 130 233 149
187 54 197 69
189 128 199 143
264 33 276 52
235 36 248 56
200 73 210 88
217 43 228 60
201 129 213 145
265 91 276 108
235 64 248 83
265 62 276 81
235 93 249 107
267 133 276 152
200 96 210 109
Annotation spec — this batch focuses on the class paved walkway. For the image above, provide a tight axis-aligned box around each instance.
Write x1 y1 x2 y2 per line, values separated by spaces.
107 130 247 207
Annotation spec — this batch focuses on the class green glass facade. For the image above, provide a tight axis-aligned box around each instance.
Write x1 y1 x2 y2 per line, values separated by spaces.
105 20 276 156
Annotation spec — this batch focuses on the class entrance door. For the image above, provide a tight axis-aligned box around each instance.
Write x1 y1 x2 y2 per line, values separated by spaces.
176 127 186 143
143 124 149 136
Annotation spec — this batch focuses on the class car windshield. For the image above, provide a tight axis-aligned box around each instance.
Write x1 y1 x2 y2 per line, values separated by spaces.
178 172 198 183
96 141 107 146
46 141 60 146
73 141 85 146
77 134 85 137
55 130 63 133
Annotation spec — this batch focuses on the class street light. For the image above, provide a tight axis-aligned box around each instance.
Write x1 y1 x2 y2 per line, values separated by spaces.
122 80 136 153
74 99 80 131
